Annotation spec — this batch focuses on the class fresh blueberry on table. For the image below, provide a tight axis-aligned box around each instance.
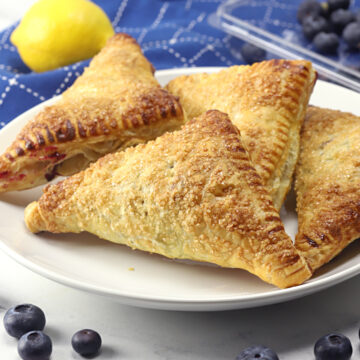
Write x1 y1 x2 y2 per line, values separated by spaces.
3 304 46 338
297 0 324 23
313 32 340 53
330 9 355 33
327 0 351 12
235 345 279 360
240 43 266 64
18 331 52 360
343 22 360 48
314 333 352 360
72 329 102 357
302 15 331 40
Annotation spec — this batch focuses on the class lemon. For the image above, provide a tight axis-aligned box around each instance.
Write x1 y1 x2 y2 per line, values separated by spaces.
11 0 115 72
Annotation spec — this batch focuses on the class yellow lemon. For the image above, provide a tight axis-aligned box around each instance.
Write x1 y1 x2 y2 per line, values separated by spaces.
11 0 115 72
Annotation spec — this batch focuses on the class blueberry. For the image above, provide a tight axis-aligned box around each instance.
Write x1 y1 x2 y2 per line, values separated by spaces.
72 329 102 357
18 331 52 360
343 22 360 48
235 345 279 360
3 304 46 339
330 9 355 33
327 0 351 12
302 15 331 40
314 333 352 360
313 32 340 53
297 0 323 23
240 43 266 64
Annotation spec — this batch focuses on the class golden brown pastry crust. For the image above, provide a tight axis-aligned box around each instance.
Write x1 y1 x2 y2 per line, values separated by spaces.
166 59 316 210
25 110 311 288
295 106 360 271
0 33 184 192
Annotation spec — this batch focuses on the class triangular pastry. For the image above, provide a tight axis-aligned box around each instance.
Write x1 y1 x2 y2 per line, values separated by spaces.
0 33 184 192
25 110 311 288
166 59 316 210
295 106 360 271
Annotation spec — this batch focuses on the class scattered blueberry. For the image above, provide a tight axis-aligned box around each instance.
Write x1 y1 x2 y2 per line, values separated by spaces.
235 345 279 360
240 43 266 64
314 333 352 360
302 15 331 40
72 329 102 357
18 331 52 360
343 22 360 48
327 0 351 12
330 9 355 33
3 304 46 339
313 32 340 53
297 0 323 23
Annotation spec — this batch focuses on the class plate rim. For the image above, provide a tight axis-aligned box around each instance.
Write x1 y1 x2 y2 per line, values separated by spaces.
0 67 359 311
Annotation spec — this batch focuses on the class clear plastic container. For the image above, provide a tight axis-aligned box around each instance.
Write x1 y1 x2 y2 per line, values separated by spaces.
209 0 360 92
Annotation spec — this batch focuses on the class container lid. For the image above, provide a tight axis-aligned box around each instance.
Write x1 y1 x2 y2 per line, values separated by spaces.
209 0 360 92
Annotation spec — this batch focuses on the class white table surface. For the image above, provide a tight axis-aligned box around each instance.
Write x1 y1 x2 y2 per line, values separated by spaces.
0 2 360 359
0 249 359 359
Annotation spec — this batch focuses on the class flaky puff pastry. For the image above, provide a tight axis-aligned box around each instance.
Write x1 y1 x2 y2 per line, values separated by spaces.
0 33 184 192
295 106 360 271
166 60 316 210
25 110 311 288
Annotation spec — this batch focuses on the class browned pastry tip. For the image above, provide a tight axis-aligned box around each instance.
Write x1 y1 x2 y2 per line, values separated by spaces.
24 202 45 233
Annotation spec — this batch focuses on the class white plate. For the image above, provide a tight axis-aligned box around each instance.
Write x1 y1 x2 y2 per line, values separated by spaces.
0 67 360 311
